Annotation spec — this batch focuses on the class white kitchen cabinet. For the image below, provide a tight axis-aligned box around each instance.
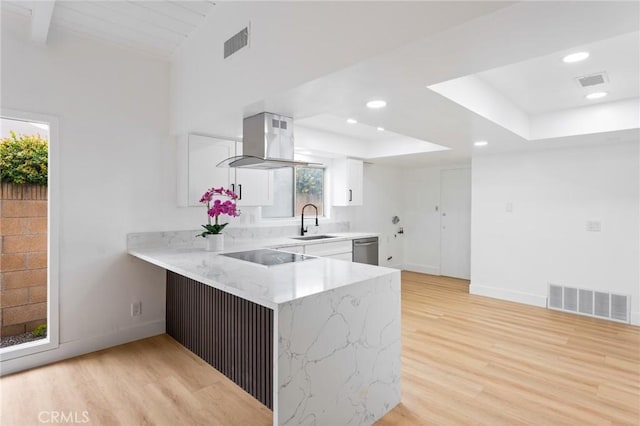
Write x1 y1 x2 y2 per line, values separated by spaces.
324 252 353 261
332 158 363 206
177 134 273 207
234 143 273 207
273 246 304 254
274 239 355 261
304 240 352 258
177 135 234 207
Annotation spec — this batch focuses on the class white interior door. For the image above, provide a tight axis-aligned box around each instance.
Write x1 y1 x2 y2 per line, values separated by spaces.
440 168 471 279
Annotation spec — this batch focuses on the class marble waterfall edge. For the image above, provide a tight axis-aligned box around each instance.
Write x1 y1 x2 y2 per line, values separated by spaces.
276 272 401 425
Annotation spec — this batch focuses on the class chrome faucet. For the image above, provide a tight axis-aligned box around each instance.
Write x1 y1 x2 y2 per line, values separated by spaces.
300 203 319 236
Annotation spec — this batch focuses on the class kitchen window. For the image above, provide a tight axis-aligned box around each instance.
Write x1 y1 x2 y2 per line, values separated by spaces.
262 167 325 218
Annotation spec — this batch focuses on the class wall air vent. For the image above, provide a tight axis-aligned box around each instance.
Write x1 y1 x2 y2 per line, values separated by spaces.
224 26 249 59
548 284 630 323
576 72 608 88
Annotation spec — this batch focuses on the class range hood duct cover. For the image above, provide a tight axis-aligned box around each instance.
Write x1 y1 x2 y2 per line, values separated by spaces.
217 112 320 169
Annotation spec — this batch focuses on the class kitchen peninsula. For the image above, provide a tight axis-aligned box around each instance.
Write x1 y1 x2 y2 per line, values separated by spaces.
128 231 401 426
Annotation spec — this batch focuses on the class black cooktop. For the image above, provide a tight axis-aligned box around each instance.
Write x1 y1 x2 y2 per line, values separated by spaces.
220 249 315 266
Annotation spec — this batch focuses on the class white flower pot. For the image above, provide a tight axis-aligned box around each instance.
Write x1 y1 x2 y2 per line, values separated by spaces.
205 233 224 251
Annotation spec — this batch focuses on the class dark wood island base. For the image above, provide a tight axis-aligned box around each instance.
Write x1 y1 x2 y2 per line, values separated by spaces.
166 271 274 408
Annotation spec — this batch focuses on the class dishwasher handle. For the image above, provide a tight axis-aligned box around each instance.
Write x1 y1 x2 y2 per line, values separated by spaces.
353 241 377 246
353 237 378 245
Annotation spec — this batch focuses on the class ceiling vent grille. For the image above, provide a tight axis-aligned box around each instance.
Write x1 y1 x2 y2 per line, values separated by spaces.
576 72 608 88
224 26 249 59
548 284 630 323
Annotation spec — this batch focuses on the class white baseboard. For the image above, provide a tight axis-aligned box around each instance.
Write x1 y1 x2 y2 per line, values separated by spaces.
470 283 547 308
0 320 165 376
402 263 440 276
631 312 640 326
385 263 403 270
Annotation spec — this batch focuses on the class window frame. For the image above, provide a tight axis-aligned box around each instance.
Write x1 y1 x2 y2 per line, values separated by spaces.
261 165 327 220
0 109 60 364
294 165 326 218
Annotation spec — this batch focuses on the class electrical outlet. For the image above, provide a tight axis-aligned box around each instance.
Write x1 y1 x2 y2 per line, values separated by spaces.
131 301 142 317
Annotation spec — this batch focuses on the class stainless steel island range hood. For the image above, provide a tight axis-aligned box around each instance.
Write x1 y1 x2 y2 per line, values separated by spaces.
217 112 319 169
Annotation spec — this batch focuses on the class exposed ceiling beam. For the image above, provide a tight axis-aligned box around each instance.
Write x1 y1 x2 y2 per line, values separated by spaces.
30 1 56 45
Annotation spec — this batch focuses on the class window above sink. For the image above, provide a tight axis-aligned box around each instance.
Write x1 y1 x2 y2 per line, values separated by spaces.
263 166 326 219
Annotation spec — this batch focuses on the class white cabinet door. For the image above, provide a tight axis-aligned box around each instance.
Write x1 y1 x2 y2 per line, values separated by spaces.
233 143 274 206
325 252 353 261
347 158 363 205
332 158 363 206
304 240 352 257
177 135 234 207
273 246 304 254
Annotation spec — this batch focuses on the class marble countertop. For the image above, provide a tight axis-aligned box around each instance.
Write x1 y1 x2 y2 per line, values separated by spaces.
221 231 379 251
128 232 396 309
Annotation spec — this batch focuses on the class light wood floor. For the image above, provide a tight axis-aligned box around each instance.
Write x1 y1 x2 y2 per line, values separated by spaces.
2 272 639 425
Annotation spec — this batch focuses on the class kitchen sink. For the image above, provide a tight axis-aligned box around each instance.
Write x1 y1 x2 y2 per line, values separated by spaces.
291 235 338 241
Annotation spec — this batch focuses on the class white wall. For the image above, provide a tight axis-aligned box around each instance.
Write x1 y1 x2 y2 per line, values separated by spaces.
470 141 640 324
401 165 471 276
0 14 201 372
339 164 405 268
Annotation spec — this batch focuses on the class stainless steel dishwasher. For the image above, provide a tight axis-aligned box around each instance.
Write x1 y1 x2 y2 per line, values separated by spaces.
352 237 379 265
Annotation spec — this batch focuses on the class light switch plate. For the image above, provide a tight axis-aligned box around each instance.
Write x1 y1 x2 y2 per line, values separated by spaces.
586 220 602 232
131 301 142 317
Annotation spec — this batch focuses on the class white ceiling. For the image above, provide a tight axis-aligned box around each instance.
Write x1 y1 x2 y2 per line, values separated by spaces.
3 1 638 167
1 1 215 58
477 31 640 115
250 2 640 166
295 114 450 161
297 114 403 143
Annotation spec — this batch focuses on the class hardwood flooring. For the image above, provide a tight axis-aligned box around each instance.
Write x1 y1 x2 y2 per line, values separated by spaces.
1 272 638 425
380 272 640 425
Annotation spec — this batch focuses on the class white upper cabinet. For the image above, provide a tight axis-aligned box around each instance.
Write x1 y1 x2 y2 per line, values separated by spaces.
332 158 363 206
177 135 234 207
234 143 273 207
177 134 273 207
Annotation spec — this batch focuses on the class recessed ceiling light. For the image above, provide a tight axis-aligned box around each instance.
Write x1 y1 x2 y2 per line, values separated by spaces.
377 127 385 131
585 92 607 99
366 100 387 109
347 118 358 124
474 141 488 147
563 52 589 63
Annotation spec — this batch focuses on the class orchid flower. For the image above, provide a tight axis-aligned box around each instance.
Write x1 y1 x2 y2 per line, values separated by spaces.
198 186 240 236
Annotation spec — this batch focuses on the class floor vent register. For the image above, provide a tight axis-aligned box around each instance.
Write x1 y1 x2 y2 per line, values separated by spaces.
548 284 630 323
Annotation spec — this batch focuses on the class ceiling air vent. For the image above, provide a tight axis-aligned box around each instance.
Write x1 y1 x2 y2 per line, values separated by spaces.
224 26 249 59
576 72 608 88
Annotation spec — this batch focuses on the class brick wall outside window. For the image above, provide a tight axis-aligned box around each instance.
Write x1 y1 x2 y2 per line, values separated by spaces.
0 183 48 337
